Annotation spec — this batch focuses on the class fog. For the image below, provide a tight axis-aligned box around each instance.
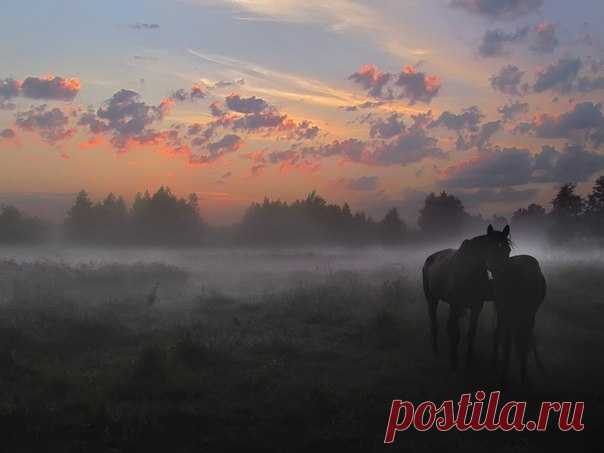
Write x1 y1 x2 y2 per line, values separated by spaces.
2 240 604 297
1 240 602 451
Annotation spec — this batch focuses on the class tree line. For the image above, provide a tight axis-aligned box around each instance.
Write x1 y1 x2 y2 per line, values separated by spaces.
237 191 405 244
63 187 204 245
1 177 604 245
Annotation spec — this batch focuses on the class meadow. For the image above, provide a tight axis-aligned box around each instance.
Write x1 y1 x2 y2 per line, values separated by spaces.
0 244 601 452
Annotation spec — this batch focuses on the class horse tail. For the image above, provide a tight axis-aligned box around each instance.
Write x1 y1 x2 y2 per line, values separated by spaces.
539 273 547 303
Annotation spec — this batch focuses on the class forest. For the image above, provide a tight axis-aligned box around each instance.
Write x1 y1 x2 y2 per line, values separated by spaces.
2 177 604 246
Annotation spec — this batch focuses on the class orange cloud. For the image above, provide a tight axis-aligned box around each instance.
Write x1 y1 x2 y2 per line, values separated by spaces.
78 135 107 150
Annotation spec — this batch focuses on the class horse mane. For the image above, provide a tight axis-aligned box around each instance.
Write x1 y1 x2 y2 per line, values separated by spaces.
457 232 513 266
463 232 513 250
457 236 489 265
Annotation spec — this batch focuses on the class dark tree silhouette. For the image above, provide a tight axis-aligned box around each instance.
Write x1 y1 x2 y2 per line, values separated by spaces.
131 187 203 244
0 205 49 243
379 208 406 243
511 203 547 237
586 176 604 238
238 191 380 244
549 183 584 243
418 192 468 239
64 190 96 241
65 187 203 244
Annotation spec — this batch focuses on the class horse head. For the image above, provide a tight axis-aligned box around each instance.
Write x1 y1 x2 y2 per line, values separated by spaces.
485 224 512 273
458 224 511 272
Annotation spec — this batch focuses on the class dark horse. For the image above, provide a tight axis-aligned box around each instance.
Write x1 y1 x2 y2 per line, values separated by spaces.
422 225 511 370
488 254 546 384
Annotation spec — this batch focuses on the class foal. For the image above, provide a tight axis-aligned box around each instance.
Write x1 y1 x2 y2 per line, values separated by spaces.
488 254 546 384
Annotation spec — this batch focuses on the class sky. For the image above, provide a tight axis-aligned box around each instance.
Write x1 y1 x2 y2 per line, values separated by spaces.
1 0 604 225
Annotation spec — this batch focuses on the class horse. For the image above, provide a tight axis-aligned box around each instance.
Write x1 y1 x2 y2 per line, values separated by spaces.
487 254 546 384
422 224 511 370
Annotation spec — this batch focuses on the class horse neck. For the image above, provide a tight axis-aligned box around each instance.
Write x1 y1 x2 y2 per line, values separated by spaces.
457 235 489 267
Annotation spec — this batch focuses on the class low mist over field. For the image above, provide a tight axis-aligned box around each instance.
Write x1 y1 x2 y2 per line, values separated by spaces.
0 239 602 450
2 239 604 296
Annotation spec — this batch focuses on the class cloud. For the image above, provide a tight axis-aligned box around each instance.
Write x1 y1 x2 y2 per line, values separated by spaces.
371 127 445 165
428 106 500 151
342 175 379 191
368 113 405 139
459 187 537 206
441 147 534 188
15 105 74 144
213 79 245 88
0 78 20 99
452 121 502 152
20 76 81 101
0 128 16 140
395 65 441 105
340 100 385 111
184 93 321 146
449 0 543 21
1 75 80 102
169 83 206 102
232 110 286 130
209 101 225 117
349 64 441 104
465 120 503 150
207 134 242 154
531 22 559 54
528 57 604 94
533 144 604 182
299 123 444 167
533 57 582 93
78 89 170 149
490 65 527 96
349 64 392 98
225 94 269 113
430 106 483 131
478 22 558 58
519 102 604 146
285 120 320 141
0 100 16 111
576 76 604 93
498 100 529 121
128 23 160 30
511 121 533 135
442 143 604 190
479 27 528 57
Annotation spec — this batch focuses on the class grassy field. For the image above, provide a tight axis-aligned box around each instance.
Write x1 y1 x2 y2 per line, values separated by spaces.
0 248 601 452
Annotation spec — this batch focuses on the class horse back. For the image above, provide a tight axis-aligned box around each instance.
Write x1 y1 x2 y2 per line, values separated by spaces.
497 255 546 314
423 249 455 300
424 248 490 303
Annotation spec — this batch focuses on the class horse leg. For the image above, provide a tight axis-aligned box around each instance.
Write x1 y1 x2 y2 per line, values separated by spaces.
447 304 462 371
532 331 546 376
515 328 530 385
493 315 501 368
426 297 439 355
466 302 483 367
500 328 512 386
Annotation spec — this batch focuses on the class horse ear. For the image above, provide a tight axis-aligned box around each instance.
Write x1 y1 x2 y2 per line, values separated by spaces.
487 224 494 235
503 225 510 237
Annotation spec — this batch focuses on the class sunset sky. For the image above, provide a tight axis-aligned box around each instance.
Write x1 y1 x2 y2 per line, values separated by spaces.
1 0 604 225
